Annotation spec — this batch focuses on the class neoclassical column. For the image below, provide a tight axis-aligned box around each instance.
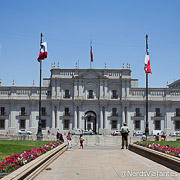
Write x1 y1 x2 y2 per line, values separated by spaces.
74 106 77 129
74 80 78 98
51 106 55 128
104 80 107 98
122 80 125 98
100 106 103 129
100 80 103 99
122 106 126 124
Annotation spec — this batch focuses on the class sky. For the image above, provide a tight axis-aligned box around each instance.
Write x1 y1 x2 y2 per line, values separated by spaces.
0 0 179 88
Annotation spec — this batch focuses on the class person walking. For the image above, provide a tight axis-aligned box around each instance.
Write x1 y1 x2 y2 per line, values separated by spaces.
56 131 60 141
79 134 84 149
66 132 72 149
120 122 130 149
59 133 64 143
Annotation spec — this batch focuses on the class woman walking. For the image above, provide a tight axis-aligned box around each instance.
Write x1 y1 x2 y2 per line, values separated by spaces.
66 132 72 148
79 134 84 149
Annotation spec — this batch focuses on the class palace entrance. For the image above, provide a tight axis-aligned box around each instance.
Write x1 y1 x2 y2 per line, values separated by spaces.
84 111 97 134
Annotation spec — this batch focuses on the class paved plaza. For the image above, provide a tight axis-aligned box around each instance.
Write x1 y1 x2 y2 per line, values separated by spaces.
34 145 180 180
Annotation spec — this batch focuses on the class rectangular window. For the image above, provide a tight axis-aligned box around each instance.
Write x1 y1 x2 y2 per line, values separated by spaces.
88 90 94 99
135 108 140 116
135 120 140 130
41 120 46 129
0 120 5 129
41 107 46 116
155 108 161 116
112 90 118 99
155 120 161 130
21 107 26 116
64 119 69 130
1 107 5 115
65 108 70 116
112 120 117 129
176 108 180 117
112 108 117 116
65 89 70 98
20 119 26 129
175 121 180 130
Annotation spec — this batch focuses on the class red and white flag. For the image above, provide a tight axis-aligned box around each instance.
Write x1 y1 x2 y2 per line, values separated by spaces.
90 42 93 62
37 42 48 62
144 44 152 74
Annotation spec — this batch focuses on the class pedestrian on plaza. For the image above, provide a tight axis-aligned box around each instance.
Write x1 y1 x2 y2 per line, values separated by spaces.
120 122 130 149
56 131 60 140
59 133 64 143
161 132 166 141
155 133 159 141
141 133 146 141
48 129 51 135
79 134 84 149
66 132 72 148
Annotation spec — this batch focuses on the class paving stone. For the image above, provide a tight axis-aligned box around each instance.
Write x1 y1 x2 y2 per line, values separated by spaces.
34 145 180 180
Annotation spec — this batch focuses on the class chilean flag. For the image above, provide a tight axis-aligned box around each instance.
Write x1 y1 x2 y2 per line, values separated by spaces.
144 44 152 74
37 42 48 62
90 42 93 62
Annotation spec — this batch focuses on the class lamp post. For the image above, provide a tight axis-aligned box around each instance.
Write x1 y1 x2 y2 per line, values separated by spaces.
145 34 149 138
37 33 43 141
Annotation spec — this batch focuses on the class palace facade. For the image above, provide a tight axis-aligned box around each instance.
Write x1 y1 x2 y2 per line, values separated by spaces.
0 64 180 135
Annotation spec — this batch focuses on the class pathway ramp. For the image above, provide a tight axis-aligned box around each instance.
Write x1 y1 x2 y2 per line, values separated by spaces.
34 146 180 180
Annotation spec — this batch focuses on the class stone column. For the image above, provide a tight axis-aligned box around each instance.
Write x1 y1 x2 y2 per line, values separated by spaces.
51 80 56 98
51 106 55 128
79 80 82 98
100 107 103 129
104 107 107 128
100 80 103 99
104 80 107 98
74 106 77 129
56 80 60 97
122 80 125 98
122 106 125 124
74 80 78 98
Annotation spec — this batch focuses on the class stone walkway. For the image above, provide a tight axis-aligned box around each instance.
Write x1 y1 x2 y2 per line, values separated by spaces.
34 145 180 180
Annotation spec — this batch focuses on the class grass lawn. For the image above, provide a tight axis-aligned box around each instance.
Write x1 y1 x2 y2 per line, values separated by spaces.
143 141 180 149
0 140 56 162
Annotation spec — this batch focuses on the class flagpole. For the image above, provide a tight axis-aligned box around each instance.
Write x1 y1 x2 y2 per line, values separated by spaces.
145 34 149 138
37 32 43 140
90 40 92 69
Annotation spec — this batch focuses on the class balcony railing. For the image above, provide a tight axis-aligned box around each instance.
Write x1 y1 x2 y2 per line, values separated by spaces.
0 112 6 116
134 112 141 117
155 113 161 117
111 113 118 116
87 95 94 99
111 95 118 99
41 112 47 116
64 112 70 116
64 95 70 98
20 112 26 116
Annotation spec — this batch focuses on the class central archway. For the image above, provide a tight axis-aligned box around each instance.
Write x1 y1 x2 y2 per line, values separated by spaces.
84 111 97 134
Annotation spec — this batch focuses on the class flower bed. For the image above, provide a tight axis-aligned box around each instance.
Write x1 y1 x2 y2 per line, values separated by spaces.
0 141 62 173
134 141 180 158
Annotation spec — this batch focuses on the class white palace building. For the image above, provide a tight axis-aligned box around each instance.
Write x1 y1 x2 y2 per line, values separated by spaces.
0 63 180 136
